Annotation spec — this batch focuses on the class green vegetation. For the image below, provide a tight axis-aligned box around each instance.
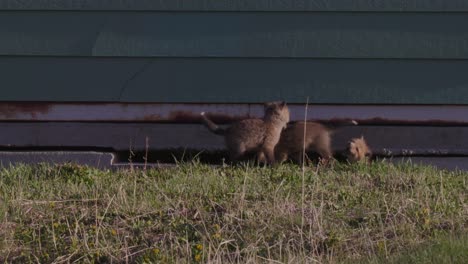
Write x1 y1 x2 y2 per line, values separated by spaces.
0 161 466 263
364 234 468 264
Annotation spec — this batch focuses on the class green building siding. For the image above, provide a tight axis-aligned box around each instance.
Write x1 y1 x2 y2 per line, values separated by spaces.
0 0 467 104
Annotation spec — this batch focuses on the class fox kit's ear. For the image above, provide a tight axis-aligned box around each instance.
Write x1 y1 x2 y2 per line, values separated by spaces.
360 135 365 140
279 101 287 108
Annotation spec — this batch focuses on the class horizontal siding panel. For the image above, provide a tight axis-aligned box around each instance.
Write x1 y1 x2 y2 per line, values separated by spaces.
1 12 468 58
1 0 468 11
391 158 468 171
0 57 144 101
2 104 468 124
1 57 468 104
0 123 467 156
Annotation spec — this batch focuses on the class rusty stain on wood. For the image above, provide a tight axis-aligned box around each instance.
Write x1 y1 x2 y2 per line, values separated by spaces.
0 103 51 119
0 103 468 125
168 111 249 123
142 114 163 121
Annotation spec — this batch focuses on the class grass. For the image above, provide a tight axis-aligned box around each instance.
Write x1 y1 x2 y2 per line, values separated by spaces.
364 234 468 264
0 160 466 263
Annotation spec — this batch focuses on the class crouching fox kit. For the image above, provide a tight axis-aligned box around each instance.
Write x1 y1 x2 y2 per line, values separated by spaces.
200 101 290 164
275 120 358 164
346 136 372 163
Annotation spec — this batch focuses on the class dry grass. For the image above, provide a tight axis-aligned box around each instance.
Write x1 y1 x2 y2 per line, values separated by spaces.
0 160 466 263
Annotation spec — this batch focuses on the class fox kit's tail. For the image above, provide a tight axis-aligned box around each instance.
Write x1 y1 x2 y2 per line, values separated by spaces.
200 112 226 135
321 119 358 130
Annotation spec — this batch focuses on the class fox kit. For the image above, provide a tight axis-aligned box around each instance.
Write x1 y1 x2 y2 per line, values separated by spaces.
346 136 372 163
275 120 357 165
201 101 290 164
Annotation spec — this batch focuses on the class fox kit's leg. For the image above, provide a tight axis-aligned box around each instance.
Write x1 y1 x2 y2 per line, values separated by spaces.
262 131 282 165
275 149 289 164
262 147 276 165
256 151 267 165
292 152 313 166
229 143 246 163
257 147 275 165
292 152 303 165
315 134 333 166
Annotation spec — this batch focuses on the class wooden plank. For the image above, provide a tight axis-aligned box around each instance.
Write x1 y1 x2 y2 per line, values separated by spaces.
392 157 468 171
0 123 226 151
1 12 468 58
1 0 468 11
2 57 468 104
330 126 468 156
0 123 467 156
0 57 146 102
1 103 468 125
113 58 468 104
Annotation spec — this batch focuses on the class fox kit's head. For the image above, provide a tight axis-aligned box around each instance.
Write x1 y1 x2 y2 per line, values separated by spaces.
346 136 372 163
264 101 290 126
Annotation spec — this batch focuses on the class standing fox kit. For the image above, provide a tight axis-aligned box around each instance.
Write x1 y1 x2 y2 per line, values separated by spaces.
200 101 290 164
275 120 358 164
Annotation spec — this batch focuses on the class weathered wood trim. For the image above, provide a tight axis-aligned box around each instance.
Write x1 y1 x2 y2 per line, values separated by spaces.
1 103 468 125
0 123 467 156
